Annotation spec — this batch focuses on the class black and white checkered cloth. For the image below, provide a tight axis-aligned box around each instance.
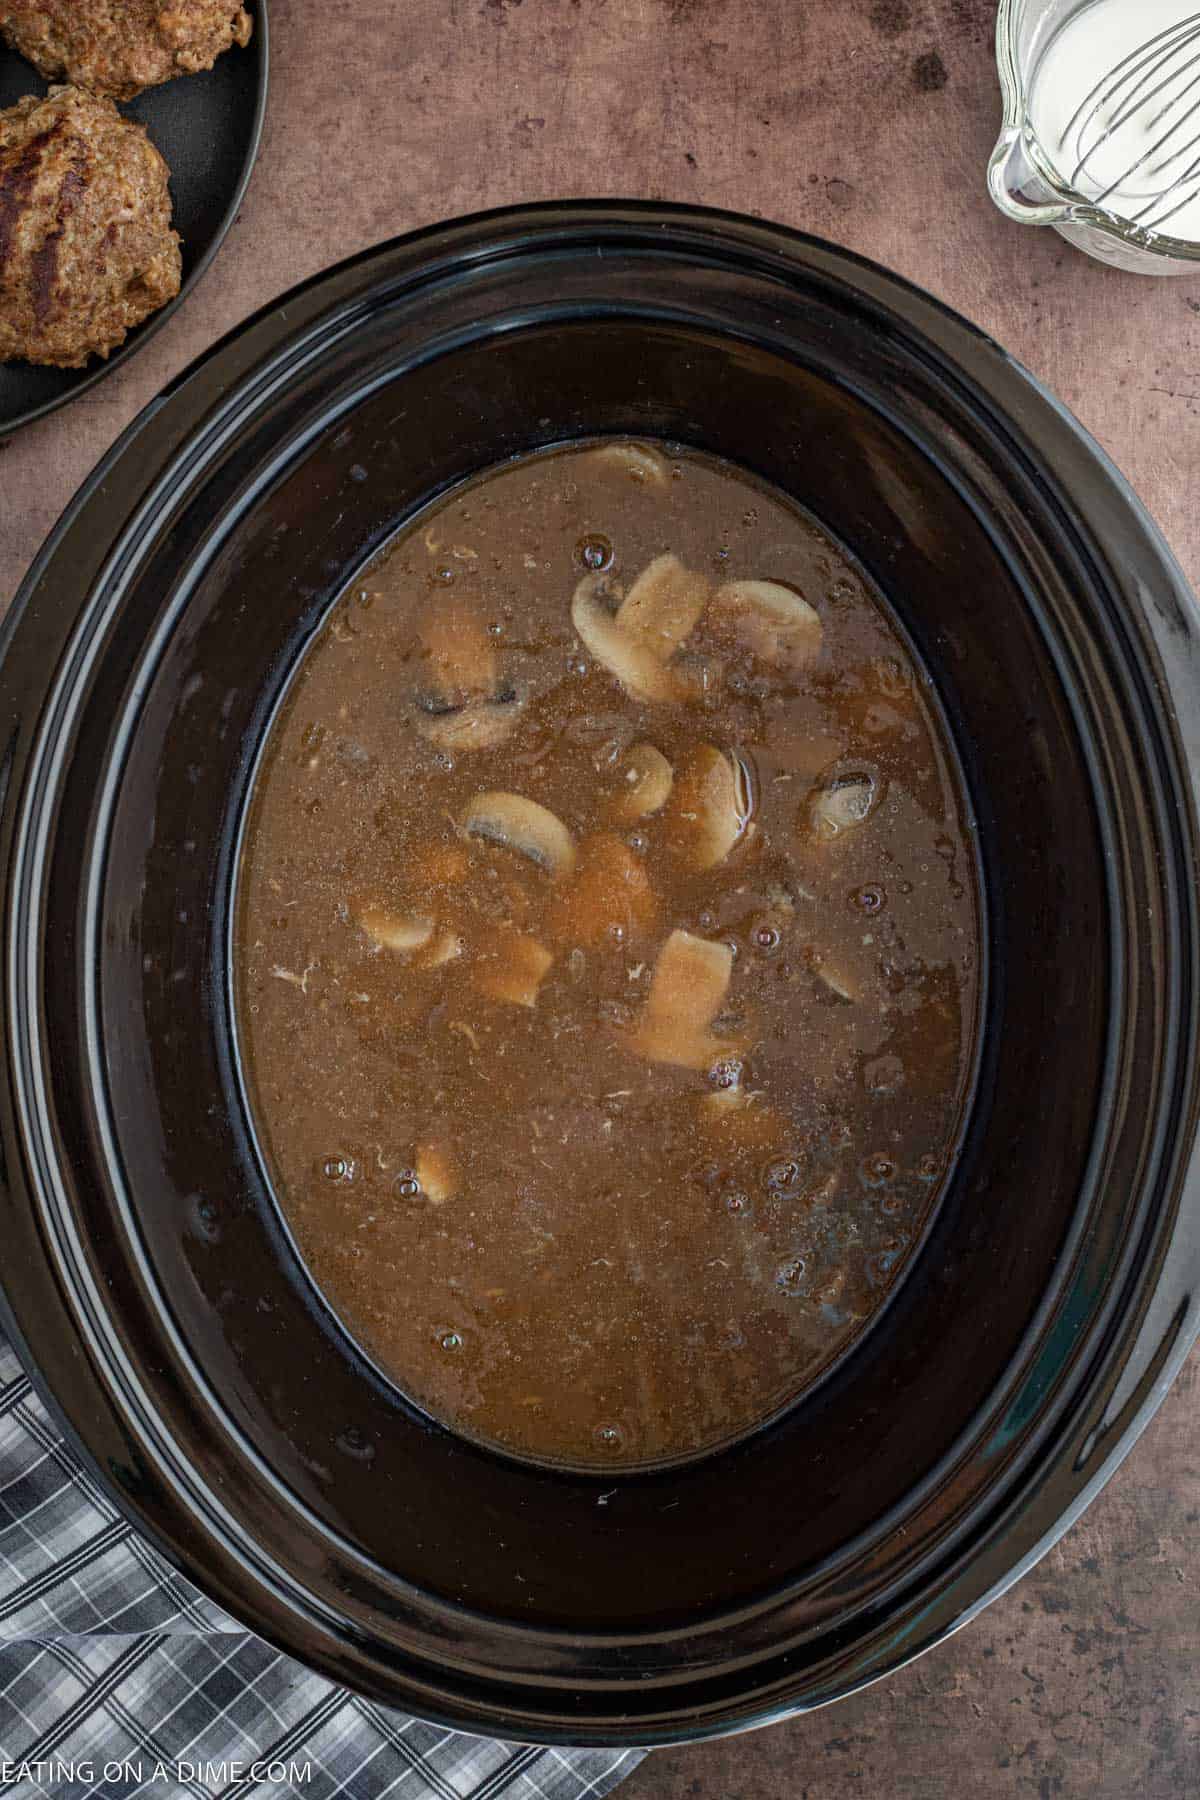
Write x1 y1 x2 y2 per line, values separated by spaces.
0 1336 644 1800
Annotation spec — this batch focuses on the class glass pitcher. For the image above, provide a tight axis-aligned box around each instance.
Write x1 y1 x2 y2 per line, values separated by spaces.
989 0 1200 274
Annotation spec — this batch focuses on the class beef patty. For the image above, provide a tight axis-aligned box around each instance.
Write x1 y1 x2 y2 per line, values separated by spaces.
0 85 181 368
0 1 252 101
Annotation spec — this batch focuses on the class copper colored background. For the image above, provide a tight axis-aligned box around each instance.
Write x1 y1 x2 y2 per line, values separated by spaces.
2 1 1198 1793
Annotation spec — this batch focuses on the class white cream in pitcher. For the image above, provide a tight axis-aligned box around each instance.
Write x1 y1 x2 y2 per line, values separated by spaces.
1031 0 1200 237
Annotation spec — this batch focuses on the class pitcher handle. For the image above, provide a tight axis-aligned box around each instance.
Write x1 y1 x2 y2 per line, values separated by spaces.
988 127 1076 225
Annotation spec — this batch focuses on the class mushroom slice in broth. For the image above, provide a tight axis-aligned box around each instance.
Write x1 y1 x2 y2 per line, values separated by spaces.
663 744 754 872
571 574 697 706
809 770 881 842
419 603 496 706
413 603 524 750
415 1143 459 1203
422 929 465 969
546 832 660 949
608 743 674 824
474 928 555 1009
459 793 576 877
700 1083 787 1151
628 929 746 1070
615 554 710 664
359 908 436 955
415 703 522 752
712 578 823 669
590 440 671 486
813 959 860 1004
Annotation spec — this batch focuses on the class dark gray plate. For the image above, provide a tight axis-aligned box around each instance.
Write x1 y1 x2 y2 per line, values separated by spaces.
0 3 267 436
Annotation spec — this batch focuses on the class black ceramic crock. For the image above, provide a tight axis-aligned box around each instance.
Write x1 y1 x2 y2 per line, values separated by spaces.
1 204 1198 1745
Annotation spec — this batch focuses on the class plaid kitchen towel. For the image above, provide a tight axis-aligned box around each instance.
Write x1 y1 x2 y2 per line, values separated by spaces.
0 1337 644 1800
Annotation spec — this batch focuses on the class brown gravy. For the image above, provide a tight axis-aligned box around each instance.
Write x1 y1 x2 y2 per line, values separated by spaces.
236 440 980 1470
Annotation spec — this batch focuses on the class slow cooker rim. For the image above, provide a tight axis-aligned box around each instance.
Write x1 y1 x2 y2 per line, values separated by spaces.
2 203 1198 1743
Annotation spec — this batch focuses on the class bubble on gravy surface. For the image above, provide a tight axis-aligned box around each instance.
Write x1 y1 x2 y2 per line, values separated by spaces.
236 440 981 1471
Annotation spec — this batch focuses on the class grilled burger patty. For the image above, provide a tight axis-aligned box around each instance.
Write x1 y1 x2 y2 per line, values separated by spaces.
0 1 252 101
0 84 181 368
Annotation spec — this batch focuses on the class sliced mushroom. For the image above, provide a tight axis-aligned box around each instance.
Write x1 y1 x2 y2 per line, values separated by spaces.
475 928 554 1008
712 579 823 669
413 603 523 751
628 930 746 1069
545 832 660 949
459 792 576 877
592 440 670 486
421 929 465 969
419 603 496 705
608 743 674 824
649 931 733 1023
663 744 754 871
699 1085 787 1151
809 771 880 842
571 575 694 706
813 958 859 1004
416 704 521 752
415 1142 458 1203
359 908 436 955
616 555 710 664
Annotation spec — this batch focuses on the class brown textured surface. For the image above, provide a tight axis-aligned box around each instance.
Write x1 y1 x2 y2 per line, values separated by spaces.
0 0 1198 1791
626 1377 1200 1791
